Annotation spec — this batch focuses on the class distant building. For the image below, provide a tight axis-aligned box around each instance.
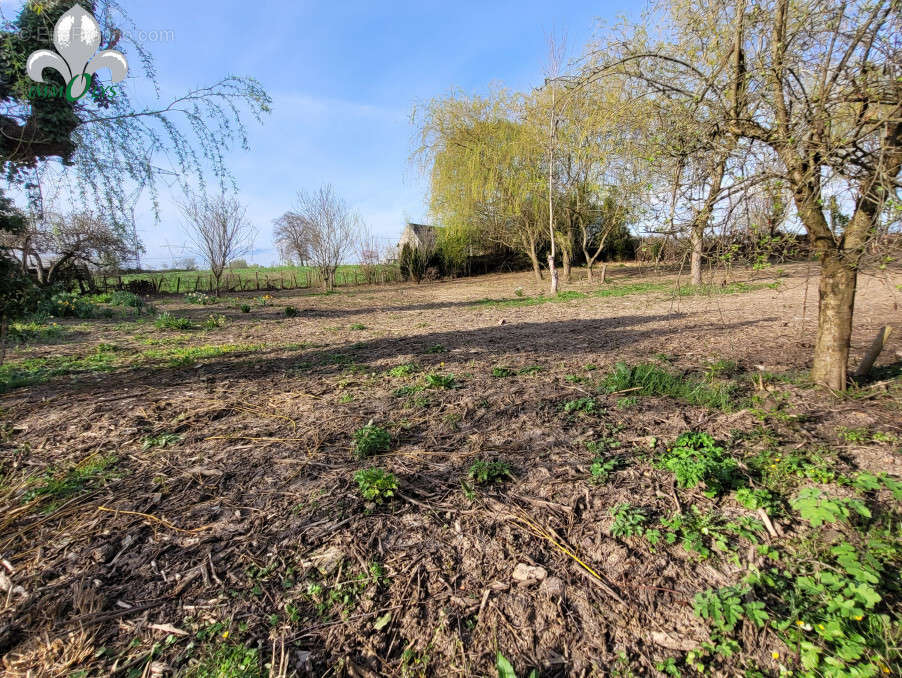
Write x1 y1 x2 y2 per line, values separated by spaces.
398 223 441 252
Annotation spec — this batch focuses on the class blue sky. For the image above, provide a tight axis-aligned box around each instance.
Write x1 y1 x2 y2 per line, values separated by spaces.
9 1 638 267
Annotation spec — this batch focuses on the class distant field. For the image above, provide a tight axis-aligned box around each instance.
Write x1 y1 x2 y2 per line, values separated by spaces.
99 264 400 292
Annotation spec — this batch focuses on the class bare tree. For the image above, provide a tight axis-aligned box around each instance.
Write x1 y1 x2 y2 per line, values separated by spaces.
292 185 360 290
1 210 133 287
273 211 311 266
179 194 256 293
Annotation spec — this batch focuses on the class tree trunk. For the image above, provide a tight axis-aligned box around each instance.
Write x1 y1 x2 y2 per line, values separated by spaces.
810 253 857 390
0 314 7 367
586 262 593 283
548 254 559 295
561 248 572 282
527 241 543 282
690 220 704 287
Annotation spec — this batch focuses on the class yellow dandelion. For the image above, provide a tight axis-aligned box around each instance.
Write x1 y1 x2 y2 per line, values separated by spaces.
222 631 229 639
854 615 863 621
796 621 804 626
818 624 825 630
772 651 780 659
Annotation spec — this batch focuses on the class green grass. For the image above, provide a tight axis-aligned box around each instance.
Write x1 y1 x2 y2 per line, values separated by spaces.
183 642 262 678
10 319 69 344
24 454 118 507
154 312 195 330
106 264 381 293
603 361 741 410
678 281 780 296
476 282 670 308
0 345 120 391
138 343 266 367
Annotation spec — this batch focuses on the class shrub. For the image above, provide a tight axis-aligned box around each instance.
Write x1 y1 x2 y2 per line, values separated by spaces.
40 291 97 318
355 468 398 503
353 424 391 459
155 312 194 330
467 459 512 485
240 304 251 313
285 306 299 318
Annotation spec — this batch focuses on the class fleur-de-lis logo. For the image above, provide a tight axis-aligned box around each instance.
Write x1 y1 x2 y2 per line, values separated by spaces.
26 5 128 101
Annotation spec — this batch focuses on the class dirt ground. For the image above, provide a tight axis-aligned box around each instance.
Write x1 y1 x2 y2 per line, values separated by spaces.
1 262 900 677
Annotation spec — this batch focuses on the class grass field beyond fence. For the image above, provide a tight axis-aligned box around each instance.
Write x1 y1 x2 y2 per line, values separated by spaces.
98 264 401 294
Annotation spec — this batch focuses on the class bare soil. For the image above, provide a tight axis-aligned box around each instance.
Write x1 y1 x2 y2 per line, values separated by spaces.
1 263 900 677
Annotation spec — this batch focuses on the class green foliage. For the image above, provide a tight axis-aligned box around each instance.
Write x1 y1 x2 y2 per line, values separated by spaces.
389 363 418 377
0 344 119 392
791 488 871 527
202 313 227 329
142 433 182 450
155 312 195 330
467 459 512 485
284 306 299 318
693 585 769 632
492 365 514 378
610 503 648 538
425 373 457 389
661 506 762 559
184 292 219 305
496 652 538 678
659 432 740 496
39 291 97 319
562 397 599 414
734 488 779 515
90 290 145 308
589 455 624 483
353 424 391 459
354 468 398 503
748 539 898 677
24 454 118 505
425 344 447 354
349 322 366 330
139 343 264 367
477 282 671 309
9 319 67 344
184 642 262 678
603 362 738 410
240 304 251 313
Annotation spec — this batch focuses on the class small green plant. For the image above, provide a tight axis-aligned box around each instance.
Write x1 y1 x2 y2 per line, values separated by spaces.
155 312 194 330
836 426 870 444
655 658 682 677
142 433 182 450
240 304 251 313
183 642 262 678
425 373 457 389
24 455 118 505
349 322 366 330
616 396 638 409
589 455 624 483
734 487 779 514
492 366 514 378
284 306 299 318
184 292 219 305
791 488 871 527
659 432 740 496
355 468 398 503
562 397 599 414
388 363 418 377
496 652 538 678
202 313 227 329
425 344 447 354
693 585 768 632
353 423 391 459
467 459 512 485
514 287 524 297
660 506 762 559
610 503 648 538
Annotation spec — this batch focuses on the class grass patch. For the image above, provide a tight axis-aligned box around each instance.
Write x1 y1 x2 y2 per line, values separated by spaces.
183 642 262 678
0 345 119 392
678 281 780 296
154 312 195 330
476 282 670 308
24 454 118 507
603 361 740 410
139 343 265 367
